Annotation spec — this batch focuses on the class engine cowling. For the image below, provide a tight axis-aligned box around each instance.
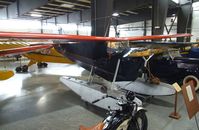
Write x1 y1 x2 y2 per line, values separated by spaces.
183 75 199 91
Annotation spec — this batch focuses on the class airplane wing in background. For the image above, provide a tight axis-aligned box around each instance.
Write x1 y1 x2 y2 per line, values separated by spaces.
0 44 53 57
0 32 192 41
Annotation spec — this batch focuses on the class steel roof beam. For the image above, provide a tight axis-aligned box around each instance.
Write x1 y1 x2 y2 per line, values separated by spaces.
18 0 48 16
55 0 90 8
33 9 66 15
114 0 151 13
47 3 84 11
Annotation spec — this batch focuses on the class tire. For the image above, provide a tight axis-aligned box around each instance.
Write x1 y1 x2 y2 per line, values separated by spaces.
22 65 28 72
15 66 22 73
43 63 48 67
128 110 148 130
37 62 42 68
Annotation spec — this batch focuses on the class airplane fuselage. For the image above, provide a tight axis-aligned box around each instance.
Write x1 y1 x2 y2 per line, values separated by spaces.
54 41 144 81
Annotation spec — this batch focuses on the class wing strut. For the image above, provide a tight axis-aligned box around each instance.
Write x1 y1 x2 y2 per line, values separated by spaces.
111 59 121 90
142 54 154 80
88 66 94 83
142 54 161 84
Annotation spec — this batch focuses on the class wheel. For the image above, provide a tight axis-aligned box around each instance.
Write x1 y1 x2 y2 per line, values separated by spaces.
37 62 48 68
15 66 22 73
22 65 28 72
128 110 148 130
43 63 48 67
37 62 42 68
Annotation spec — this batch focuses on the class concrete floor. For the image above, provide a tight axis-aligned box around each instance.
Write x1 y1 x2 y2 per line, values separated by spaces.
0 61 198 130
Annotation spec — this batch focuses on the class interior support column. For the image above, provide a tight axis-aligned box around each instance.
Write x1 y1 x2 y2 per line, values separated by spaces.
91 0 114 36
177 0 192 42
152 0 169 35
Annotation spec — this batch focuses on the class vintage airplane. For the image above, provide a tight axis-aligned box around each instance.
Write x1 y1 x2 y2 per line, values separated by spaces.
0 42 52 80
0 40 74 80
0 31 196 110
0 32 193 93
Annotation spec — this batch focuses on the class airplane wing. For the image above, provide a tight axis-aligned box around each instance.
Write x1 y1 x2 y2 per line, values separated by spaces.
127 41 199 49
0 32 192 41
130 41 199 46
0 44 53 57
0 32 193 57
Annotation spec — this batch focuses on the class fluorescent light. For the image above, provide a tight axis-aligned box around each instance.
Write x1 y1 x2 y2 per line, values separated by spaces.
112 12 119 17
31 13 42 17
78 0 90 3
155 26 160 29
126 11 138 15
172 0 179 4
61 3 74 8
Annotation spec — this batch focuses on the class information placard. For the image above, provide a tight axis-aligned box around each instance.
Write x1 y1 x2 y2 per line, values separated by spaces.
181 81 199 119
172 82 182 92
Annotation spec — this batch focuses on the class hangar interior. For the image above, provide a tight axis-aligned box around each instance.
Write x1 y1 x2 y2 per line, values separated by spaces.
0 0 199 130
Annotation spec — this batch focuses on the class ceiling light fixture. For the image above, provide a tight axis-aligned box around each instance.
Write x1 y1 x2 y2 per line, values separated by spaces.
112 12 119 17
61 3 74 8
126 11 138 15
77 0 90 3
155 26 160 29
172 0 179 4
30 13 42 17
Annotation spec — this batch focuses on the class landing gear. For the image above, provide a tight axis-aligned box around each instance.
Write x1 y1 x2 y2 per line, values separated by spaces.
15 55 29 73
37 62 48 68
15 65 28 73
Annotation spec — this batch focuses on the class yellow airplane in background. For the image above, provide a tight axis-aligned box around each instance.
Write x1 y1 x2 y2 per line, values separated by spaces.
0 40 74 80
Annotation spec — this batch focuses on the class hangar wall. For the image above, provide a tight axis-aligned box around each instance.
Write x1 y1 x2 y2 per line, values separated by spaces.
0 17 182 38
192 10 199 41
0 1 198 41
0 19 41 33
109 17 177 38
